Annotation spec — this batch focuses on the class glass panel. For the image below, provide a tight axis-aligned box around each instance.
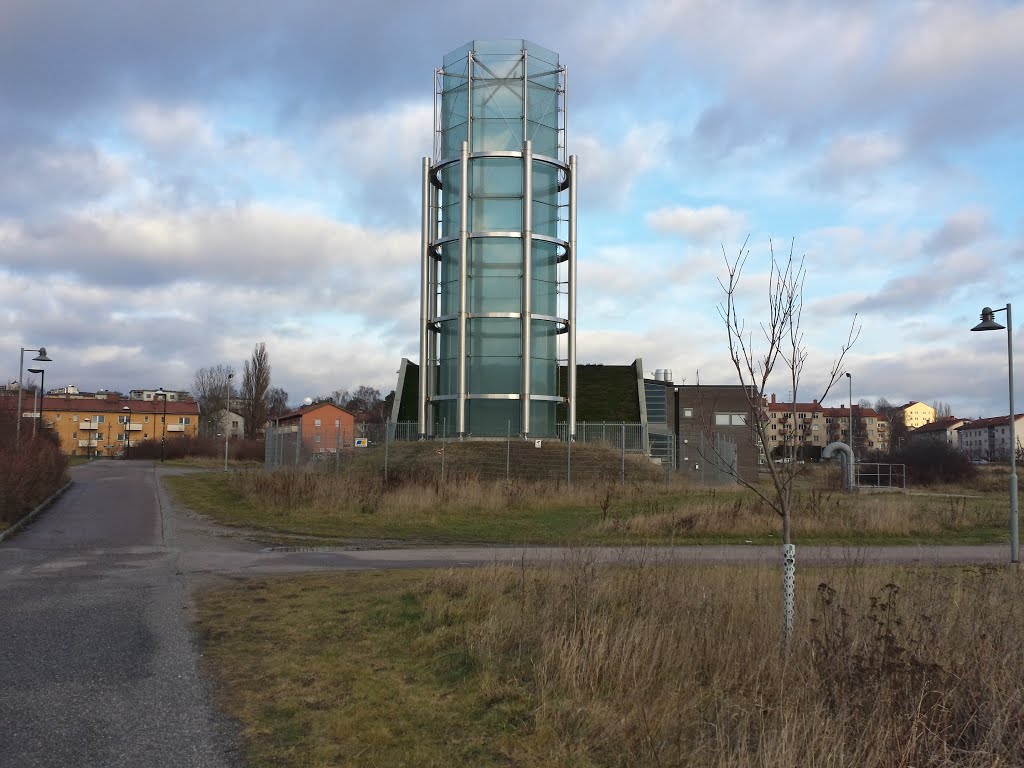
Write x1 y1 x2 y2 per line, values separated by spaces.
472 79 523 120
471 157 521 195
472 117 522 151
467 358 520 392
471 198 521 231
525 41 559 67
529 401 556 437
443 44 471 68
467 399 520 438
469 274 519 313
469 317 520 357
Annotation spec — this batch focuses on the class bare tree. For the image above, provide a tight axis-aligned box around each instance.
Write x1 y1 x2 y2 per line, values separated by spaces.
266 387 289 420
715 238 860 640
192 364 236 436
931 400 953 418
240 342 271 439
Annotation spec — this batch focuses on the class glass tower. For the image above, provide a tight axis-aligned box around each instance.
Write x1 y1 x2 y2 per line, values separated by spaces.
419 40 577 438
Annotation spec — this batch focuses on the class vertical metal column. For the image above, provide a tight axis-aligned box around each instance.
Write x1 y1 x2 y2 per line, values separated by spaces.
457 140 469 436
522 139 533 437
567 155 578 439
427 191 437 438
418 157 431 437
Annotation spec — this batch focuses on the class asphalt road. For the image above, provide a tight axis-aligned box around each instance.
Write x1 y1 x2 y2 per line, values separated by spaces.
0 460 241 768
0 460 1014 767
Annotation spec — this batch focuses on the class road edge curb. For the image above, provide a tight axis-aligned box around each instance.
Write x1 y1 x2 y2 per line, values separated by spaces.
0 479 74 544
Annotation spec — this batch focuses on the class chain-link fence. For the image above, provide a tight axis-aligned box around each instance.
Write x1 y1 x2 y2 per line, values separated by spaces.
266 420 677 484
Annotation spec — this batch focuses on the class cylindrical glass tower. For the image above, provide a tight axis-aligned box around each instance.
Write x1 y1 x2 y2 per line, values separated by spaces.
419 40 577 438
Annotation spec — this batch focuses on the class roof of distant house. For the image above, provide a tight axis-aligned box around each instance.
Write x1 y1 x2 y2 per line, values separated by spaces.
910 417 967 434
956 414 1024 430
276 401 355 422
39 396 199 415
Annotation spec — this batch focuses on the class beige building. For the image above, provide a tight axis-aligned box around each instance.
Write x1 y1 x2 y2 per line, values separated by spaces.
899 401 936 430
763 395 887 458
957 414 1024 461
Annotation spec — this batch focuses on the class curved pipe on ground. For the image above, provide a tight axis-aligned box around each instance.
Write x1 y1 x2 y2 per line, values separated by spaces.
822 441 855 491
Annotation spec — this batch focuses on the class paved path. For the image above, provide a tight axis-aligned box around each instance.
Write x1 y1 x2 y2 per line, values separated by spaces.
0 461 241 768
0 461 1013 767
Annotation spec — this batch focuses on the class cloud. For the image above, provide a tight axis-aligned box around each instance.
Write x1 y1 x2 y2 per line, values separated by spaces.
806 132 904 189
923 207 993 255
573 123 669 210
646 205 747 245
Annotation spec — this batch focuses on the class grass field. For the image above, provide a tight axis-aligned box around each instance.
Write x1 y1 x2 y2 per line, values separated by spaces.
196 562 1024 767
163 463 1010 546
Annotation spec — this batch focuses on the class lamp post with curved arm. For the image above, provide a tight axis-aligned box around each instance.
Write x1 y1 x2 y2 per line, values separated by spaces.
16 346 51 448
972 304 1017 564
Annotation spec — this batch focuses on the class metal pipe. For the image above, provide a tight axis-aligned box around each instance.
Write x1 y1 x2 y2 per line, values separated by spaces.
568 154 578 439
457 140 469 436
418 157 431 437
522 139 533 437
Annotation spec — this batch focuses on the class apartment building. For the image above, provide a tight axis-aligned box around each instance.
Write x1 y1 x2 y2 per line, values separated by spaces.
39 392 201 456
907 417 969 449
957 414 1024 461
274 401 357 455
762 394 887 458
898 401 936 429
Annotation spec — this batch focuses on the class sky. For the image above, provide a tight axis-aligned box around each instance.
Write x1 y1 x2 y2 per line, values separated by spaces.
2 0 1022 418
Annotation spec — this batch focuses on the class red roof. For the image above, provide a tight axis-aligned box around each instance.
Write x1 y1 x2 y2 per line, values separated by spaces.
277 401 354 422
40 396 199 416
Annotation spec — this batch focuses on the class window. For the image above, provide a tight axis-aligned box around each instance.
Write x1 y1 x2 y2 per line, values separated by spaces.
682 408 694 419
714 413 747 426
95 415 105 424
73 431 77 438
314 434 321 443
178 417 191 425
144 416 150 423
72 415 78 422
117 433 125 442
231 420 238 428
335 419 341 427
118 415 129 424
314 418 322 427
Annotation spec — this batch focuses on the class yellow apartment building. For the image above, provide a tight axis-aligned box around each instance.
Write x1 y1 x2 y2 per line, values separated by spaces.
38 392 201 456
899 401 936 429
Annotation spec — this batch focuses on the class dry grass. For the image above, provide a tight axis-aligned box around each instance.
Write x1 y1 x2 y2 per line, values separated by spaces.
197 561 1024 767
160 456 1013 546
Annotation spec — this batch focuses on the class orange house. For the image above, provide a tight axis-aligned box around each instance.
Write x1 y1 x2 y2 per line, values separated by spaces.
274 402 357 454
40 392 201 456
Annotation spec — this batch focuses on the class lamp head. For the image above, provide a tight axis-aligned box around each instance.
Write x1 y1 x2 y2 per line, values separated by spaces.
27 368 43 374
845 372 851 379
32 347 51 362
972 306 1006 332
122 405 130 412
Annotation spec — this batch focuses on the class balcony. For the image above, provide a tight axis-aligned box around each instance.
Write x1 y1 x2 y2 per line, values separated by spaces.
126 423 142 431
78 439 99 448
167 424 186 433
79 421 99 431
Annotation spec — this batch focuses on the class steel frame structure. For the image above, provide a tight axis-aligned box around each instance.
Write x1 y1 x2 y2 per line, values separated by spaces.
418 42 577 439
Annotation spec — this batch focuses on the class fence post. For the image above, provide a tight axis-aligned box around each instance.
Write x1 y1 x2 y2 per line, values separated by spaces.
441 418 447 485
620 422 625 483
295 421 302 466
567 430 572 488
385 425 390 483
506 421 510 480
335 424 341 472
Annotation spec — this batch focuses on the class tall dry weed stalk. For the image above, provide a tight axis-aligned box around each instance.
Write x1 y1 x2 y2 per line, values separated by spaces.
420 560 1024 767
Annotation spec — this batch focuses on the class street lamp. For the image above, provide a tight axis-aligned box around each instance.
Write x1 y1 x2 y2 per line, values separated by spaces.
156 389 168 462
16 346 51 447
122 405 132 460
971 304 1017 564
845 372 853 456
27 367 46 439
224 372 234 472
